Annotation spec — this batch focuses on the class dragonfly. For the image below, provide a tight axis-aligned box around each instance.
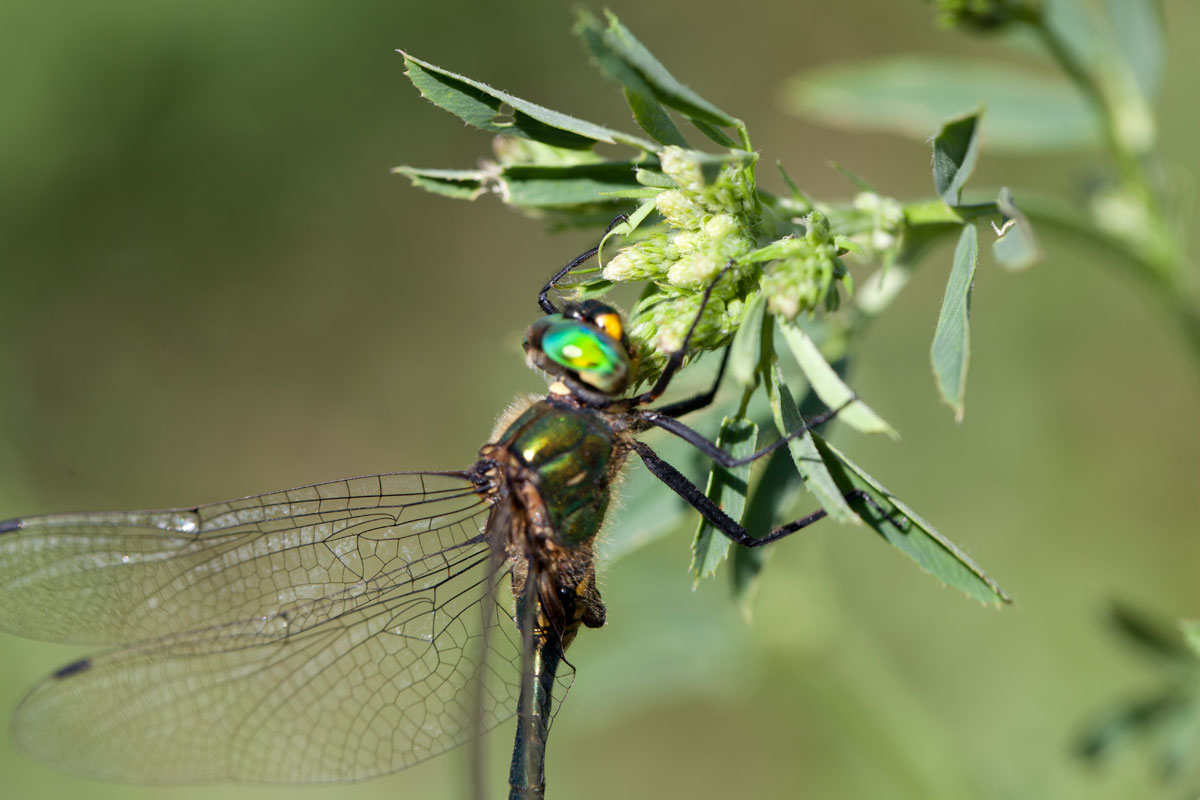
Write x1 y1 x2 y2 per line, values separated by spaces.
0 243 891 799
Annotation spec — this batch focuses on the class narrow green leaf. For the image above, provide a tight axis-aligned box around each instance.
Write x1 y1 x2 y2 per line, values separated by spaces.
991 188 1041 271
812 434 1011 606
775 162 812 210
778 321 897 438
390 166 487 200
574 10 739 145
636 168 676 189
400 51 655 151
598 188 662 199
624 88 690 147
743 238 806 263
781 56 1100 152
691 418 757 583
688 119 737 148
767 366 857 525
829 161 876 193
599 197 658 256
931 224 978 422
932 110 982 207
498 162 644 208
729 294 767 390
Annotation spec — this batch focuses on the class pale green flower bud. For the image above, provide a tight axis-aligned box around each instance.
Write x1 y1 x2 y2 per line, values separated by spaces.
672 231 703 253
656 189 704 229
660 146 705 191
667 252 722 287
703 213 739 241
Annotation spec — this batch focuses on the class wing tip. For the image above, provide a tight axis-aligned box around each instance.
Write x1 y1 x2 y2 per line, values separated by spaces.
0 517 23 534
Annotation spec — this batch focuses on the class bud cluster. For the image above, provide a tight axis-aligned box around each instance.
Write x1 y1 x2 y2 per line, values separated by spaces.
760 211 851 320
602 147 759 376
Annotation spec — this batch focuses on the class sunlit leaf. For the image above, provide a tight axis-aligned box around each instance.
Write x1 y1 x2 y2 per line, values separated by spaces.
778 321 897 438
729 293 767 390
574 10 740 146
931 224 977 422
767 366 857 525
813 435 1012 606
400 52 654 151
932 110 982 207
691 417 757 583
498 162 644 208
390 166 487 200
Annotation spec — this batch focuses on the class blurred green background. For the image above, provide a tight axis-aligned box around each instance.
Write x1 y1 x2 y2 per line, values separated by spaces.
2 1 1199 798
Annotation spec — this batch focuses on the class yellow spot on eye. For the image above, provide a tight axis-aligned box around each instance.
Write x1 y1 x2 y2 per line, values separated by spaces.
595 313 623 341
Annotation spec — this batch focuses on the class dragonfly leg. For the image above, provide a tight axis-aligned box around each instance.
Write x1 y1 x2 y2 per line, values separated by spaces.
625 262 734 408
537 213 630 314
630 440 905 547
650 347 731 419
635 397 853 469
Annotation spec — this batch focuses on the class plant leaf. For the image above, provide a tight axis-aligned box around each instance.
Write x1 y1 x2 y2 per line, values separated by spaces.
624 88 690 147
690 418 758 583
812 435 1011 606
390 166 488 200
767 366 857 525
498 162 644 208
400 51 654 151
991 188 1041 271
830 161 875 193
932 110 982 207
781 56 1100 152
729 293 767 390
778 320 897 438
574 10 740 146
931 224 978 422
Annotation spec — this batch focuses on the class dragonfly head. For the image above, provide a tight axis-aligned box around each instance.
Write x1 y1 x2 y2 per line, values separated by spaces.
524 301 632 396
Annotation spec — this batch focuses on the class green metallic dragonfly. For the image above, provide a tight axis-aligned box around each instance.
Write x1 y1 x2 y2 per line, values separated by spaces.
0 253 883 799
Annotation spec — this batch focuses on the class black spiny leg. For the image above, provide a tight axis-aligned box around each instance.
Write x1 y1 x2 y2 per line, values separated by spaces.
622 263 734 408
630 441 902 547
537 213 629 314
636 398 853 469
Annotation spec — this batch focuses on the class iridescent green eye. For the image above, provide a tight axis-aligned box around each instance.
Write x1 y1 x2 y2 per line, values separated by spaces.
541 319 627 392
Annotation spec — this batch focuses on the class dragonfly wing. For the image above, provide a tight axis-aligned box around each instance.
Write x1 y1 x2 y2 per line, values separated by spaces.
1 472 525 782
0 472 486 644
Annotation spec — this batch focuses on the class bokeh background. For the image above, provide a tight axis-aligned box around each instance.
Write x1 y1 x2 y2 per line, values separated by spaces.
2 1 1199 799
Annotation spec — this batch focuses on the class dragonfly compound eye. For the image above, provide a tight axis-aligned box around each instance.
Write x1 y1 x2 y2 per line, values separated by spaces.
539 318 628 393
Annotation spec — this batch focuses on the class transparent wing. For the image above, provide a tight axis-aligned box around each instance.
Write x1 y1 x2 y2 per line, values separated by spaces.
0 472 526 782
